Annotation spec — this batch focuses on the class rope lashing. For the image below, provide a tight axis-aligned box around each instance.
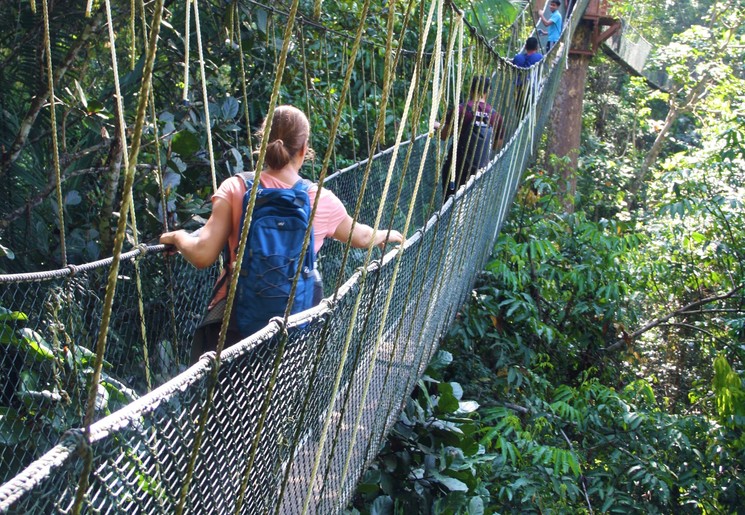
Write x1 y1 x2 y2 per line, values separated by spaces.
191 0 219 193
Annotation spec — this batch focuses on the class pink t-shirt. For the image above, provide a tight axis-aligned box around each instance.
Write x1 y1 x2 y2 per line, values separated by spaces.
210 174 348 305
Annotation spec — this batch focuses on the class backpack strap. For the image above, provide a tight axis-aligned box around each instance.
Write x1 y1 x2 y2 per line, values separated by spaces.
236 171 255 192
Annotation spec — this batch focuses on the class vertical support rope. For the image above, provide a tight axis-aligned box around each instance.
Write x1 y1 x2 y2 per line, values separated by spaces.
299 1 413 511
41 0 66 267
343 40 359 165
271 0 375 507
182 0 191 102
70 0 166 512
361 52 372 157
173 0 299 512
447 17 465 193
313 0 322 20
192 0 218 193
323 34 339 173
236 1 255 171
359 13 441 461
130 0 136 70
228 1 303 512
140 0 180 372
100 0 154 393
300 26 313 176
337 0 441 488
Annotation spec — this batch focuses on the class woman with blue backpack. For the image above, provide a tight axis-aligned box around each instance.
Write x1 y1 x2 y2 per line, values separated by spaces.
160 105 403 363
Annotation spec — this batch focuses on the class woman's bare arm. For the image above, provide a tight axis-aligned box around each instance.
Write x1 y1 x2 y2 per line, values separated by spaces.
332 215 404 249
159 197 233 269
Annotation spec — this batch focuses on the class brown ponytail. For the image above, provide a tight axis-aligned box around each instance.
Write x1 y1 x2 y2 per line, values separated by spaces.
256 105 314 170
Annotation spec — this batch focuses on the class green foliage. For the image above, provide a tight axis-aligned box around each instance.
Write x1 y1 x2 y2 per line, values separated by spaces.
464 0 520 49
347 351 492 514
0 306 136 479
355 153 745 511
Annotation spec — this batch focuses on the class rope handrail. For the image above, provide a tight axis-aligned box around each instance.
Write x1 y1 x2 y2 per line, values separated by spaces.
0 244 165 283
0 136 433 287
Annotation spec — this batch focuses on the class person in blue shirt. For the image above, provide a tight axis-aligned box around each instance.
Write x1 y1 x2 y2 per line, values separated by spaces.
537 0 562 51
513 36 543 68
512 37 544 119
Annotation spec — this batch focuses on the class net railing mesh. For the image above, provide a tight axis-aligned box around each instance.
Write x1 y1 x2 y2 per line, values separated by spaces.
0 0 588 510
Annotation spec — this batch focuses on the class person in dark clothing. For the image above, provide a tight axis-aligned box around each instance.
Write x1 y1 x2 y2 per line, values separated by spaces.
438 75 504 198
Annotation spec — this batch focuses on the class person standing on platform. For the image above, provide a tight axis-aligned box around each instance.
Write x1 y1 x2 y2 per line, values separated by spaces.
537 0 562 51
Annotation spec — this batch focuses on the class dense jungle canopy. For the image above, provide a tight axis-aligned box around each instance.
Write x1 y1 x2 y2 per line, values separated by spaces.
348 0 745 513
0 0 744 513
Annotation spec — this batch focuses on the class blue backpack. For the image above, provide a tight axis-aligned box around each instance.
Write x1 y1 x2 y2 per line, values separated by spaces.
233 172 315 336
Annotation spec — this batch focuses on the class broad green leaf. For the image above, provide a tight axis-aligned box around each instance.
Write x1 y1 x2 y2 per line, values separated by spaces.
370 495 393 515
456 400 480 414
431 470 468 492
468 496 485 515
0 308 27 322
16 328 57 362
0 408 31 446
65 190 82 206
221 97 240 120
0 243 15 259
450 382 463 400
74 79 88 108
171 131 200 158
429 350 453 371
437 390 460 414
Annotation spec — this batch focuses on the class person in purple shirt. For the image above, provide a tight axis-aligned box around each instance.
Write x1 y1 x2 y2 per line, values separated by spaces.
438 75 504 196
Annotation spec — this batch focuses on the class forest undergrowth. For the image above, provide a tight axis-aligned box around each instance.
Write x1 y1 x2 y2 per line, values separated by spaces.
349 161 745 513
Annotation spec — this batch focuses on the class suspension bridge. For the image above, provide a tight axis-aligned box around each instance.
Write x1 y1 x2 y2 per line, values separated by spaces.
0 0 653 512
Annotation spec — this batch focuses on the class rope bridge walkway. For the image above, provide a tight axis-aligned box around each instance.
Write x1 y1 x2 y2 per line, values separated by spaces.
0 0 589 511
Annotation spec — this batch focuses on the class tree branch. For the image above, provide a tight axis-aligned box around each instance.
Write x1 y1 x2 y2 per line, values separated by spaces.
0 11 105 176
0 164 157 231
559 427 594 514
603 285 744 352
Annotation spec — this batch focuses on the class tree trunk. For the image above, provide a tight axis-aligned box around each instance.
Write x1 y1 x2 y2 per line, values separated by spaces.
99 132 123 256
544 23 593 213
627 104 677 203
